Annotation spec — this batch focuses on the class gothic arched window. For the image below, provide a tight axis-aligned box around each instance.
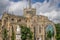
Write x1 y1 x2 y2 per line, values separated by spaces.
18 19 21 22
39 26 41 33
45 24 54 40
46 24 54 34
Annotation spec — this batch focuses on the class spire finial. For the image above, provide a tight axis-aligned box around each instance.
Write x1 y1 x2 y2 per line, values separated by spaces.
28 0 31 8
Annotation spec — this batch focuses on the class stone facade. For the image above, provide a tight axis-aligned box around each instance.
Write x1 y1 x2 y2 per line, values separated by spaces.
0 8 56 40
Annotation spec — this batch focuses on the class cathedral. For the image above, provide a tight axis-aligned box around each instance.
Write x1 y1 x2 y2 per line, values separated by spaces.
0 0 56 40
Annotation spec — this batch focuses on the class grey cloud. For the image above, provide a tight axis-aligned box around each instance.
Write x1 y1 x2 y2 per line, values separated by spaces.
0 0 60 23
33 0 60 23
0 0 10 15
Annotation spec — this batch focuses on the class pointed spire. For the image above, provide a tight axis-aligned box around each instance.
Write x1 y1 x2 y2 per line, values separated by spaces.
28 0 31 8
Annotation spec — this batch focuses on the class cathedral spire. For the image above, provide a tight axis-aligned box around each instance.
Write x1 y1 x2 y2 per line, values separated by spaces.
28 0 31 8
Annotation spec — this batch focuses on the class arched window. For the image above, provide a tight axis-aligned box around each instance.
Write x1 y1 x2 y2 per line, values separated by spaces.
18 19 21 22
46 24 54 34
45 24 54 40
4 20 6 24
39 27 41 33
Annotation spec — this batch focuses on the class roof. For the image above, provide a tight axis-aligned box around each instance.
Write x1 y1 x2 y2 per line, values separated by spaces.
2 12 27 19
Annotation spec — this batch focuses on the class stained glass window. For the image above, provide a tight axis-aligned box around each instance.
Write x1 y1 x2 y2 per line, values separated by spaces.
46 24 54 34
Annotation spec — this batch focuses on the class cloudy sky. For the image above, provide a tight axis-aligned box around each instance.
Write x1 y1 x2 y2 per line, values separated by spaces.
0 0 60 23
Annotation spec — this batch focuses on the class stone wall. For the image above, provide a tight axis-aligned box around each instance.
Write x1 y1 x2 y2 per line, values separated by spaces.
0 13 56 40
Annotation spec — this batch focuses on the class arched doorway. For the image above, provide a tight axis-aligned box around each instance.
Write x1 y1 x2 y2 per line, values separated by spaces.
16 25 21 40
45 24 55 40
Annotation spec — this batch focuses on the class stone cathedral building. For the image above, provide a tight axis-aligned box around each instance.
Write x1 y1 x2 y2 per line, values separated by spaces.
0 0 56 40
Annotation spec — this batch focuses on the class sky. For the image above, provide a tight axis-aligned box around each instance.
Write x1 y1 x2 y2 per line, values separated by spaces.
0 0 60 23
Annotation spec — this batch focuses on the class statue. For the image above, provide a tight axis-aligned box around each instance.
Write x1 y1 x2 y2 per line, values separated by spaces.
16 25 21 40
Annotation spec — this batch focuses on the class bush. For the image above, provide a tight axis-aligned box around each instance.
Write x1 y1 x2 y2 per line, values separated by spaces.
21 25 33 40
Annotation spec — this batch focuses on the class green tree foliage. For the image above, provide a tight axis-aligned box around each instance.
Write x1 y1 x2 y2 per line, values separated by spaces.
47 30 54 40
11 26 15 40
55 24 60 40
20 25 33 40
2 28 8 40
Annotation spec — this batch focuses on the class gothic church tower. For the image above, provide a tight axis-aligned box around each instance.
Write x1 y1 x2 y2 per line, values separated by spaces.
24 0 36 18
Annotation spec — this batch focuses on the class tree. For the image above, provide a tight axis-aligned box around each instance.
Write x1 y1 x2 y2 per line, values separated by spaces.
2 28 8 40
11 26 15 40
47 30 54 40
20 25 33 40
55 23 60 40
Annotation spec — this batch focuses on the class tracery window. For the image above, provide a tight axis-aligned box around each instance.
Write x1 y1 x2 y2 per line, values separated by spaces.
46 24 54 34
45 24 54 40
